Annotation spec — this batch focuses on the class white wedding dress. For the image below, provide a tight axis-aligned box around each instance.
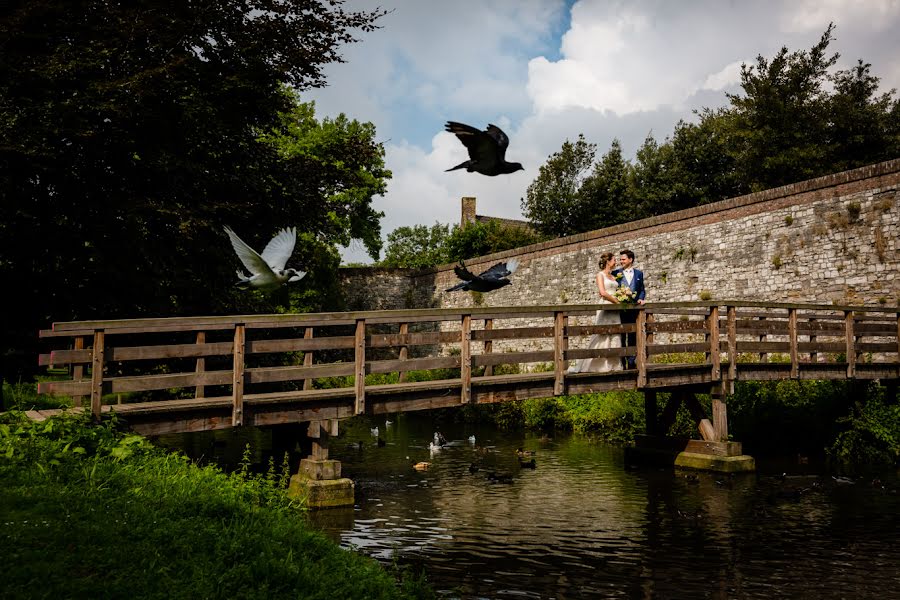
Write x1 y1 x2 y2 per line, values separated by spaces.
570 273 622 373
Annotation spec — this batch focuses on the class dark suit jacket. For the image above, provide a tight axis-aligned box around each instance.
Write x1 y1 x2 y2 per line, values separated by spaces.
611 268 646 302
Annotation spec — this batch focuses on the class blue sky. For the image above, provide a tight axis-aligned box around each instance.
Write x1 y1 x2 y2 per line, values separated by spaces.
302 0 900 263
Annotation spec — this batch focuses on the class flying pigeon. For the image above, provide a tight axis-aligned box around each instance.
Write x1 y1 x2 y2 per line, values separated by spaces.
444 121 524 176
224 225 306 291
445 258 520 293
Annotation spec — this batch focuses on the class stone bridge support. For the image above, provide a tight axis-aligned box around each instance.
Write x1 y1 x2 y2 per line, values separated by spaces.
287 419 355 509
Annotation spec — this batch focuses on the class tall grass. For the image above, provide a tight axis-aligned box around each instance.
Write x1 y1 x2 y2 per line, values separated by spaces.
0 409 433 599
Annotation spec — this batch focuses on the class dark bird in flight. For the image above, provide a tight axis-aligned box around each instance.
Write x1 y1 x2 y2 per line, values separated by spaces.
445 258 520 293
444 121 524 176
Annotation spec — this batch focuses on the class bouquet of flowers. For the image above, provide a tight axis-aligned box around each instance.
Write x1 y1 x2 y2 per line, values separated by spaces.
614 285 637 304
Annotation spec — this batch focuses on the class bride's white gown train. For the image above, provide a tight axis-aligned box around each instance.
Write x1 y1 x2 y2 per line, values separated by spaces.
569 274 622 373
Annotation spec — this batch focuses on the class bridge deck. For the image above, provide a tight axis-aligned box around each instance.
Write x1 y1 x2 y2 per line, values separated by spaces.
34 301 899 435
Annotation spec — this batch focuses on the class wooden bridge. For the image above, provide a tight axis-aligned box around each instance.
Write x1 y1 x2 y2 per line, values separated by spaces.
37 301 899 450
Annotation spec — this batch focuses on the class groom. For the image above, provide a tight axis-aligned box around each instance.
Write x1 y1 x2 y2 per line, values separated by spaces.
611 249 646 369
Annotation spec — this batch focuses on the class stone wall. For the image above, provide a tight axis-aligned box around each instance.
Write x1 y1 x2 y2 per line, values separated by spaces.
338 160 900 356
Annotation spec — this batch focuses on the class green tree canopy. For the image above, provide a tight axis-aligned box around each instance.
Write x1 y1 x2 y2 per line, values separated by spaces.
379 223 452 269
0 0 387 379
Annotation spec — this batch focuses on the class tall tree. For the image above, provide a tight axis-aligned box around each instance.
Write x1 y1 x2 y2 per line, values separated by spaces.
521 134 597 237
579 139 632 229
0 1 387 381
379 224 452 269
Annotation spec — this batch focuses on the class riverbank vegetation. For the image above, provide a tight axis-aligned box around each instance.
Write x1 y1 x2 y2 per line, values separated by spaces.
0 406 433 599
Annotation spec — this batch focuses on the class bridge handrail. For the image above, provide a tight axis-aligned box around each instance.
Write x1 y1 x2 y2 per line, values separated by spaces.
36 302 900 430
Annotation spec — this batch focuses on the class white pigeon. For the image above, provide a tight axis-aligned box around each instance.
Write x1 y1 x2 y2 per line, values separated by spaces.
224 226 306 291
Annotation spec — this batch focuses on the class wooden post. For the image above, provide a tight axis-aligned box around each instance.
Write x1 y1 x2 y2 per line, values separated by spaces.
194 331 206 399
72 336 86 408
727 306 737 388
646 312 655 346
553 311 566 395
708 306 720 379
460 314 472 404
232 324 245 427
397 323 409 383
758 315 767 363
354 319 366 414
896 313 900 379
644 390 658 436
90 330 105 420
845 310 855 378
303 327 314 390
809 317 818 363
658 392 683 436
636 309 647 387
308 419 339 461
483 318 494 377
789 308 799 379
711 384 728 442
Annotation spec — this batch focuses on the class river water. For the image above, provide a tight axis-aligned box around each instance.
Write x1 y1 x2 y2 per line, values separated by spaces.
159 413 900 599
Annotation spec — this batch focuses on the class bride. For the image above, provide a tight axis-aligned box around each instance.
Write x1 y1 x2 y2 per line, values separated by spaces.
569 252 622 373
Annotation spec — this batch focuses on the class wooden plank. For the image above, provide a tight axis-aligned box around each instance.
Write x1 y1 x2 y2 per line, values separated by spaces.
397 323 409 383
73 336 86 408
368 330 458 348
646 342 709 356
368 356 459 374
708 306 720 379
248 363 354 383
471 326 554 341
232 324 245 427
796 341 845 353
758 316 768 363
473 350 555 366
636 310 647 387
789 308 799 378
553 312 566 395
483 319 494 377
567 323 630 337
846 311 855 378
658 392 683 435
565 347 628 360
683 393 716 441
90 331 105 419
461 315 472 404
736 341 791 353
646 320 708 334
250 336 354 353
301 327 316 390
194 331 206 399
856 342 900 353
354 319 366 415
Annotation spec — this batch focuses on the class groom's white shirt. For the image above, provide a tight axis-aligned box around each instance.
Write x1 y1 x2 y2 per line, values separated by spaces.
624 268 634 285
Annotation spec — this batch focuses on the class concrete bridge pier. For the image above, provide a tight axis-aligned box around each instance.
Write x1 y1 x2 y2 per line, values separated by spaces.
287 419 355 509
626 386 755 473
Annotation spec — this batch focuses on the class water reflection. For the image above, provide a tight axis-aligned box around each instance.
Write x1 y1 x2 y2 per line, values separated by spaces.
158 414 900 599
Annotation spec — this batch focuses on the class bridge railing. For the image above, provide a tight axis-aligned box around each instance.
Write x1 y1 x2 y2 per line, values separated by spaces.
37 302 899 428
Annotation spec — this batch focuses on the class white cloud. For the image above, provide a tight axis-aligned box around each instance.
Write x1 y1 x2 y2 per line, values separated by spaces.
700 60 745 92
781 0 900 33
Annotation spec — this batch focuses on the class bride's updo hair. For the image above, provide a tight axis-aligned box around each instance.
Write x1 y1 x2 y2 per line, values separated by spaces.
598 252 614 268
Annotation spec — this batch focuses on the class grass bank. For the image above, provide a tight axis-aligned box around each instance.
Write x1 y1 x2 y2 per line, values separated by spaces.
0 406 432 600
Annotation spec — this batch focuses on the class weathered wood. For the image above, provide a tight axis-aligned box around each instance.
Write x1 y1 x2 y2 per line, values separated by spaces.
471 326 554 341
646 342 709 355
473 350 555 366
90 330 105 419
483 319 494 377
73 336 86 407
303 327 314 391
368 330 458 348
708 306 720 379
232 324 245 427
658 392 683 435
195 331 207 399
711 384 728 442
846 311 856 378
636 310 647 387
461 315 472 404
789 308 799 378
354 319 366 414
566 323 630 337
397 323 409 383
646 320 709 334
369 356 460 374
554 312 566 395
565 347 629 360
758 316 768 362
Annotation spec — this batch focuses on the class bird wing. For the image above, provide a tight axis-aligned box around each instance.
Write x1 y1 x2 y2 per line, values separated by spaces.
445 121 500 167
485 124 510 157
479 257 519 281
224 226 273 277
260 227 296 271
453 262 478 282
